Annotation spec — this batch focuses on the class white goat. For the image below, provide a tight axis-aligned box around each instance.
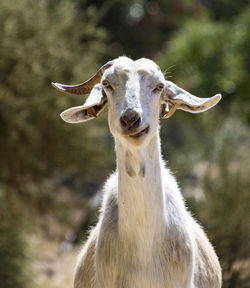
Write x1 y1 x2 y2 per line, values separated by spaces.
52 56 222 288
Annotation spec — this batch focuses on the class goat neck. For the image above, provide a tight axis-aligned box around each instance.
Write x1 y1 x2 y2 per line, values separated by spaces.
115 130 165 246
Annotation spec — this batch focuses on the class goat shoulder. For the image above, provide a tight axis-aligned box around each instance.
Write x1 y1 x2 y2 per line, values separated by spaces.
74 227 98 288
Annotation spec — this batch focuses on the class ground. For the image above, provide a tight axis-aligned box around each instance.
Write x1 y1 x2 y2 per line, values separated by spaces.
31 233 77 288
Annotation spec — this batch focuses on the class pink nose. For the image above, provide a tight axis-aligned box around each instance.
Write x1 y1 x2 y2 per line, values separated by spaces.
120 109 141 131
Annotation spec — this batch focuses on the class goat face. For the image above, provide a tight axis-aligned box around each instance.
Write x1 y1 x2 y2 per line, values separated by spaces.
102 57 165 146
53 56 221 147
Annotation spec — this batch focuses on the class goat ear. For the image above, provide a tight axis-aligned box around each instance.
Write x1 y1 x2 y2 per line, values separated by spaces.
60 84 107 123
161 81 222 119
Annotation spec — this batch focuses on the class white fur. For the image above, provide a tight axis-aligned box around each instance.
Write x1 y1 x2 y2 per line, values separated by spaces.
61 57 222 288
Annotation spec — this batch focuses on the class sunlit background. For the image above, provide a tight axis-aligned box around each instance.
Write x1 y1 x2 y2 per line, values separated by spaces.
0 1 249 287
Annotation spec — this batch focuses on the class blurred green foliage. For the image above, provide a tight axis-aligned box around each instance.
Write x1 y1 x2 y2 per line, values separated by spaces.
186 115 250 287
158 8 250 107
157 5 250 287
0 222 30 288
0 0 249 288
0 0 114 186
85 0 203 58
0 0 112 286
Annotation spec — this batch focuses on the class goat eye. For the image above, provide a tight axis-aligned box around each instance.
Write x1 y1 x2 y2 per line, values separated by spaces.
153 83 164 93
102 80 113 91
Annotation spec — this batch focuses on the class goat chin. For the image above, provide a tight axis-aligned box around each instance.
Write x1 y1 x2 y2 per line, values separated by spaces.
54 56 222 288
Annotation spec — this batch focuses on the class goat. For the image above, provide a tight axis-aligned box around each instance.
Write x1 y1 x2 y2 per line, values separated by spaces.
52 56 222 288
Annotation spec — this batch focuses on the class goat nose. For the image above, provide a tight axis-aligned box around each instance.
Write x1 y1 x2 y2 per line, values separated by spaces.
120 109 141 130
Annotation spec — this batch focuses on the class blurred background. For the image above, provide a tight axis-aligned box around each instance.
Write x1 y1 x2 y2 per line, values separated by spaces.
0 0 249 287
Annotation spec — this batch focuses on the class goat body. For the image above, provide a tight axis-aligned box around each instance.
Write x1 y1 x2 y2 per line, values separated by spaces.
53 57 222 288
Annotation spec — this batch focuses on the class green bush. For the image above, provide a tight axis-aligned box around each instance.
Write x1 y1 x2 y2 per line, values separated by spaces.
0 223 30 288
0 1 111 287
0 0 112 190
158 8 250 287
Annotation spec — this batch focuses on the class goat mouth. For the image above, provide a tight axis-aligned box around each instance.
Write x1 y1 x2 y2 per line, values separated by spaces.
129 126 149 138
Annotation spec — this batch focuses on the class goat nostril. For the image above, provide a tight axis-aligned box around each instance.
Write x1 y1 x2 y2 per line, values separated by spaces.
134 117 141 126
120 115 129 127
120 117 126 127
